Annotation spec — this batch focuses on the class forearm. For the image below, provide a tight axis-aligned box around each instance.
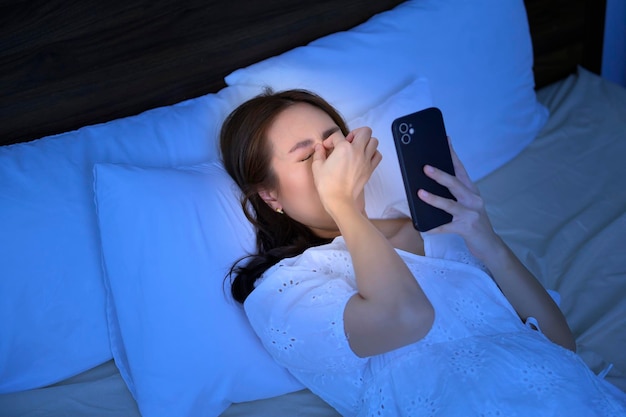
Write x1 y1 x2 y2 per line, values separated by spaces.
327 201 434 356
369 218 425 255
329 202 421 300
483 236 576 351
312 128 433 355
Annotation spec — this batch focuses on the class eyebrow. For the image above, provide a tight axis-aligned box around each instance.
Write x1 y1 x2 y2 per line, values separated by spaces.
288 126 340 153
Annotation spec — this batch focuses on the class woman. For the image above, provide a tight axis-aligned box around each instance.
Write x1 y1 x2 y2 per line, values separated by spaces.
220 89 626 416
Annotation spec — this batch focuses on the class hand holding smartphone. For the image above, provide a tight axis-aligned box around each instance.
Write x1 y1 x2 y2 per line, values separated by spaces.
391 107 455 232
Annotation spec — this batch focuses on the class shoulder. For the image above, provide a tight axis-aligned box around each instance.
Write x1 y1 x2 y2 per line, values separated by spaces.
252 237 353 289
243 238 360 362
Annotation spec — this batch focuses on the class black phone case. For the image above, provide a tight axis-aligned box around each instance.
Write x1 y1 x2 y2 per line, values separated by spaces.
391 107 455 232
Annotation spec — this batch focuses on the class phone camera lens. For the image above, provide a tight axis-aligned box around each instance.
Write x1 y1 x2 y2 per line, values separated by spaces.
401 133 411 144
399 123 409 133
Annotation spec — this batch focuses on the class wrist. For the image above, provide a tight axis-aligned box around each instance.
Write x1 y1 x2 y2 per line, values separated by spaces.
323 197 363 221
466 229 504 261
479 235 518 274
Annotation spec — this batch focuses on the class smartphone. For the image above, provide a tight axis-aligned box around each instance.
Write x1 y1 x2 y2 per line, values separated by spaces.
391 107 455 232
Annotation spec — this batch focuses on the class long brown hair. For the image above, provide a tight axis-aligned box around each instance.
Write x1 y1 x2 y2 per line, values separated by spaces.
220 89 350 303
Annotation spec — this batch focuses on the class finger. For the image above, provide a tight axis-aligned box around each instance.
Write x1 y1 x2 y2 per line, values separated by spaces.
312 143 327 164
365 136 379 158
426 171 485 221
417 188 458 216
371 150 383 170
424 165 482 207
447 137 478 192
351 126 371 136
322 134 335 149
326 132 345 150
345 131 355 143
423 164 458 190
350 127 372 150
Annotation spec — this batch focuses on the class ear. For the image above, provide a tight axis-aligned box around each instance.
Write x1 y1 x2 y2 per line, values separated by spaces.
258 189 279 210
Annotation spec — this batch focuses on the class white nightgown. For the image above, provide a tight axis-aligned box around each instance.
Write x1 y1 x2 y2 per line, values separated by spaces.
244 232 626 416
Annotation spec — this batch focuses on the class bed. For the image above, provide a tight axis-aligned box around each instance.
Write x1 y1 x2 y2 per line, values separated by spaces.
0 0 624 416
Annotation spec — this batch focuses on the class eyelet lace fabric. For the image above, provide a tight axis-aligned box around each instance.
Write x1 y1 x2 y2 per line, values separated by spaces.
244 234 626 416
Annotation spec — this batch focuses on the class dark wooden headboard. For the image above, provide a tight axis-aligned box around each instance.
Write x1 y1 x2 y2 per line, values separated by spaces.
0 0 605 147
524 0 606 88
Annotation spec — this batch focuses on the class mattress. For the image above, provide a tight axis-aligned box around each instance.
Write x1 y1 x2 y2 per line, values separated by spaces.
1 68 624 417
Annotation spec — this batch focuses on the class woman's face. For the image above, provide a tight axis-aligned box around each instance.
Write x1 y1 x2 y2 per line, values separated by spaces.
260 102 365 238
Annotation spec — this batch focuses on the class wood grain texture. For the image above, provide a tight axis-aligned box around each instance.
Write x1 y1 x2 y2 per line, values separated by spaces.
0 0 606 146
0 0 405 146
524 0 606 88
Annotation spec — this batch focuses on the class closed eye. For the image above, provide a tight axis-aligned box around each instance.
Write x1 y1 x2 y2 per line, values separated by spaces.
300 152 314 162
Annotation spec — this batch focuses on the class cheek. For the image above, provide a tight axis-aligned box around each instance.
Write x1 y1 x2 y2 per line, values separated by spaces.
277 167 318 202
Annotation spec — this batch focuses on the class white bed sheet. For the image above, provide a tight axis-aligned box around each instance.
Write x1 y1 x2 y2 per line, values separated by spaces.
1 68 624 417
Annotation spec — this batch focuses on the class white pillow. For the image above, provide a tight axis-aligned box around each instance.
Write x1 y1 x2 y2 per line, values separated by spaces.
0 85 257 393
225 0 549 180
355 77 434 219
93 161 303 416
